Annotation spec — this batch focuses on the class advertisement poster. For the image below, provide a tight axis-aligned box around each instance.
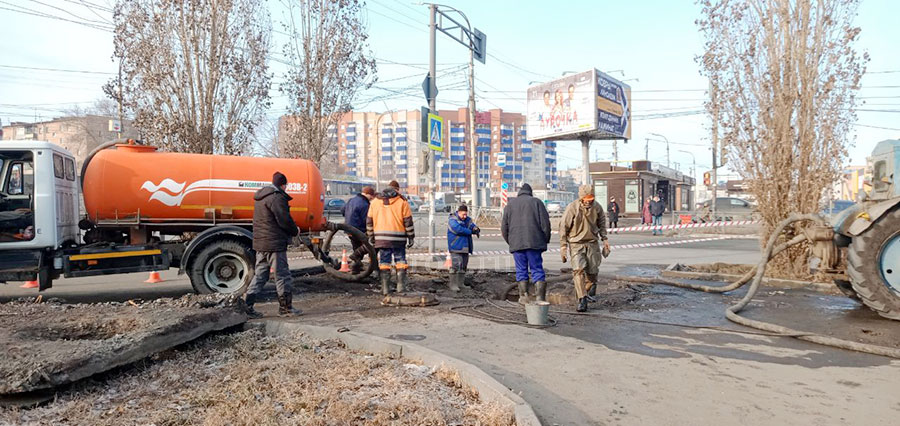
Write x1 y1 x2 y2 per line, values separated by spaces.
526 70 596 140
624 181 640 213
595 70 632 139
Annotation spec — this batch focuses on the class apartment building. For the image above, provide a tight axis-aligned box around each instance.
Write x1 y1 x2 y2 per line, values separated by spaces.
329 108 559 200
2 115 137 169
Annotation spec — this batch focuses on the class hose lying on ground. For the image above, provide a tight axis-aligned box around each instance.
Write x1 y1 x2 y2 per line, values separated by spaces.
626 213 900 359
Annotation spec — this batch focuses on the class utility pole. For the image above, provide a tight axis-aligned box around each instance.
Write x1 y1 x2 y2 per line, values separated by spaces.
613 139 618 165
428 4 437 255
644 138 649 161
468 49 477 210
710 80 718 222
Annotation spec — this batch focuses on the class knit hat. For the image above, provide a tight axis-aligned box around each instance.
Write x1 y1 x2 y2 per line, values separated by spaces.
457 204 468 212
273 171 287 187
361 186 375 196
389 180 400 190
578 184 594 200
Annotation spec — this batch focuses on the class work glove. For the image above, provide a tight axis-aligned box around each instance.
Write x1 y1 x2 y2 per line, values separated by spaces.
560 248 568 263
602 240 611 258
472 226 481 238
407 237 415 248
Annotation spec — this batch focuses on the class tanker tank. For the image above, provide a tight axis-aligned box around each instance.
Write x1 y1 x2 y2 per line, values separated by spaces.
81 143 326 231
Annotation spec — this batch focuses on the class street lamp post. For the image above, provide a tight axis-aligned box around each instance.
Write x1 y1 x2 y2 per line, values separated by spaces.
650 132 670 168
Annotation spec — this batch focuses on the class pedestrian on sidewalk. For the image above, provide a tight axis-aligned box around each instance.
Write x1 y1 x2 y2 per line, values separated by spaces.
560 185 610 312
642 198 652 225
607 196 620 229
447 204 480 292
501 183 551 302
367 180 415 295
245 171 301 318
650 195 666 236
341 186 376 273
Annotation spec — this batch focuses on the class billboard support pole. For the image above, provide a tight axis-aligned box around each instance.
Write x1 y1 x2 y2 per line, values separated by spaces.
580 136 591 185
428 4 437 255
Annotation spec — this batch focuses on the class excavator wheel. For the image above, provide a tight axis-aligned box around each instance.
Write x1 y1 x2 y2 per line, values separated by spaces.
847 207 900 320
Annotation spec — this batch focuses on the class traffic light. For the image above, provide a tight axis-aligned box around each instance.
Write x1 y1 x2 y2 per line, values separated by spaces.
703 171 711 186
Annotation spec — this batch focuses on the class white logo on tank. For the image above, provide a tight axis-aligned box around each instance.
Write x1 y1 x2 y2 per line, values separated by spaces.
141 179 308 206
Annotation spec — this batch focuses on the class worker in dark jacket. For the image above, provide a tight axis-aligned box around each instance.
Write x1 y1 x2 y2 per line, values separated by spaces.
367 180 415 294
501 183 551 302
341 186 375 273
649 195 666 236
607 196 620 228
447 204 480 292
246 171 300 318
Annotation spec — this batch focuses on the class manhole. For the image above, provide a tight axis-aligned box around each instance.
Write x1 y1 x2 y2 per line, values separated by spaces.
387 334 427 341
381 292 439 307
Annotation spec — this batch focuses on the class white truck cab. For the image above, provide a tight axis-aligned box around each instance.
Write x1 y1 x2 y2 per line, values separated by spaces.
0 141 79 250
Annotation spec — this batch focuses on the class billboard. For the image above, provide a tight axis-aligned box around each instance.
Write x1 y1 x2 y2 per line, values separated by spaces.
526 69 631 141
526 70 595 140
595 69 632 140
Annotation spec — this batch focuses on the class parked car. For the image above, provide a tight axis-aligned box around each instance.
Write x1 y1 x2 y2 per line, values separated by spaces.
693 197 756 222
324 198 346 212
406 198 420 212
545 201 564 214
419 198 451 213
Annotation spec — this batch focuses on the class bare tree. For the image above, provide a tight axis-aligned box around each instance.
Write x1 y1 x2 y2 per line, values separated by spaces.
107 0 272 155
279 0 376 165
699 0 867 273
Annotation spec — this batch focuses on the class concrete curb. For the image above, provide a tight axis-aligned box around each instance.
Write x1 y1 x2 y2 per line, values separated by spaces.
260 321 541 426
659 269 839 294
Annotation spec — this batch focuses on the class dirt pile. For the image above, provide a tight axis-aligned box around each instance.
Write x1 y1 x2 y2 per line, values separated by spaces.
1 329 515 425
0 294 247 395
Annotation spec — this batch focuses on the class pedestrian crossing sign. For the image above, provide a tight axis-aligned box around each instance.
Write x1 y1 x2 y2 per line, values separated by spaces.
427 113 443 152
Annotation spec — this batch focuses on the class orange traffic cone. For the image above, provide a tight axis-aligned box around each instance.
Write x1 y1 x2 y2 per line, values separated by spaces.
338 249 351 272
20 280 38 289
144 271 163 283
443 254 452 269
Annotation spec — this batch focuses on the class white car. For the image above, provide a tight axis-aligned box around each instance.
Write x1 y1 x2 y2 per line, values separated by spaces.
546 201 563 213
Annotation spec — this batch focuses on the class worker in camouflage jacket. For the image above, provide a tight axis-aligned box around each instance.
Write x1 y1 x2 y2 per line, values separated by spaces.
560 185 611 312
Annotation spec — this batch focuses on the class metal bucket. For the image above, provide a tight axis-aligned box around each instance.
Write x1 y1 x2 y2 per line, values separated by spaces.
525 301 550 326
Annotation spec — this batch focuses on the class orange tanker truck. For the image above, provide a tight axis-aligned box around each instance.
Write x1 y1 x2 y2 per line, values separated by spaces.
0 139 374 293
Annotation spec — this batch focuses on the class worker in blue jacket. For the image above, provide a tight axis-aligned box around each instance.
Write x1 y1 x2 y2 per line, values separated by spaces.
340 186 375 273
447 204 480 292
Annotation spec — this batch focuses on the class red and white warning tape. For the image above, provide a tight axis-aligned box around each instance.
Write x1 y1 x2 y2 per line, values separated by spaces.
401 219 760 239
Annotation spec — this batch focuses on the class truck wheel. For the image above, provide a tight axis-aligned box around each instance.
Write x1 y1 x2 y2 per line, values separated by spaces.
189 240 254 295
847 208 900 320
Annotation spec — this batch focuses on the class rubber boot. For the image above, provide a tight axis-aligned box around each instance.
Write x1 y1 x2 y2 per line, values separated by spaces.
586 274 598 302
448 272 462 292
517 281 529 304
380 270 392 295
244 293 263 319
577 297 588 312
535 281 547 302
396 268 408 293
278 293 302 317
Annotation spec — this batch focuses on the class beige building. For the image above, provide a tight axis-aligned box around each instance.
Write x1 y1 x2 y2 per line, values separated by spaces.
2 115 137 170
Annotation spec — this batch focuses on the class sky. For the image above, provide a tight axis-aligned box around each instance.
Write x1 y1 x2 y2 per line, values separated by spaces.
0 0 897 182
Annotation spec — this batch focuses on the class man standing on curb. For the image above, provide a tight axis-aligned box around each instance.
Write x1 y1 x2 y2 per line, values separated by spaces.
650 195 666 236
447 204 480 292
560 185 610 312
367 180 415 295
501 183 551 302
246 171 301 318
341 186 376 273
